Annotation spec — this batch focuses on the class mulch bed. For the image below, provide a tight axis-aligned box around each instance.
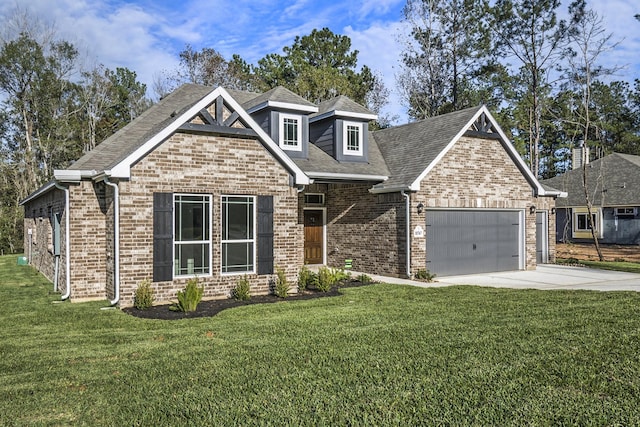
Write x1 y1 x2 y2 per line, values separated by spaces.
123 280 372 320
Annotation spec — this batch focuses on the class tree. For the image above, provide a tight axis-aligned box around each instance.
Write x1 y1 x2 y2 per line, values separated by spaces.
398 0 494 119
153 45 256 98
490 0 568 178
252 28 382 108
563 0 623 261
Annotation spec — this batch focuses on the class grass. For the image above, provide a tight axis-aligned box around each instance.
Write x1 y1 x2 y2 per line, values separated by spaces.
2 254 640 425
558 258 640 274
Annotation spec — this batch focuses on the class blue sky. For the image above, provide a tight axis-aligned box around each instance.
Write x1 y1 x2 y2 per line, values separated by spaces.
2 0 639 123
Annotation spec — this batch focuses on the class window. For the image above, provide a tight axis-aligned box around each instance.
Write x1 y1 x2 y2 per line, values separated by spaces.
575 212 598 232
279 113 302 151
615 207 636 216
174 194 211 276
304 193 325 206
222 196 255 274
343 121 363 156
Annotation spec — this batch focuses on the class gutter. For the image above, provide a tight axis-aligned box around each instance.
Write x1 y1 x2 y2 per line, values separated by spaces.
102 177 120 306
401 191 411 278
53 182 71 300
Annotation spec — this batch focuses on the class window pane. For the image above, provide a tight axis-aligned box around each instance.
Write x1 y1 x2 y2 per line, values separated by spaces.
223 197 253 240
174 195 211 276
175 243 210 276
346 124 360 152
222 242 254 273
577 214 587 230
283 117 298 146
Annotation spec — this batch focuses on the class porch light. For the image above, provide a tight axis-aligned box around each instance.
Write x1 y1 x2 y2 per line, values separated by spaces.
551 207 556 215
529 205 536 215
417 203 424 214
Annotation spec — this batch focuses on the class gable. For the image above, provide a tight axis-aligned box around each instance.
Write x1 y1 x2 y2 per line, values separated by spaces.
371 106 550 196
54 86 309 186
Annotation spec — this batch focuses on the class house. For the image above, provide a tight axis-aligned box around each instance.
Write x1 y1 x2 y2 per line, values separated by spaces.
21 84 561 306
541 152 640 244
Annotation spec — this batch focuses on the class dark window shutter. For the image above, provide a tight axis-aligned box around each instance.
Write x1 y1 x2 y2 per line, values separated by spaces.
257 195 274 275
153 193 173 282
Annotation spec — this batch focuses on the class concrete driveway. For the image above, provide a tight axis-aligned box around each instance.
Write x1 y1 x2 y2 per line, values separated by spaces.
366 264 640 292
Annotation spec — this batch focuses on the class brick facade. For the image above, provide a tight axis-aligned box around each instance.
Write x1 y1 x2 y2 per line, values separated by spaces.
299 183 406 276
298 136 556 279
111 131 301 306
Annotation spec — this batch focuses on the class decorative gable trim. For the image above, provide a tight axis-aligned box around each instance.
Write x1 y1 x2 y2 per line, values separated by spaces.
108 87 310 185
409 106 548 196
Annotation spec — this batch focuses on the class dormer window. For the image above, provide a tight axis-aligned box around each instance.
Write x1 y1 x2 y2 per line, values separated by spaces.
343 121 363 156
279 113 302 151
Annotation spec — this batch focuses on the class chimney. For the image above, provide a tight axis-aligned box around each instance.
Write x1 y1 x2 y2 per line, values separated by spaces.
572 141 590 170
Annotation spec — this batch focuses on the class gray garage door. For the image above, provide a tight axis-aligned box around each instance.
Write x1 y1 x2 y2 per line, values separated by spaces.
426 210 521 276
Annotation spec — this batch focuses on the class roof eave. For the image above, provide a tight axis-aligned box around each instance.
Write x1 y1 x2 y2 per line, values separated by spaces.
247 100 318 114
310 110 378 123
306 172 388 182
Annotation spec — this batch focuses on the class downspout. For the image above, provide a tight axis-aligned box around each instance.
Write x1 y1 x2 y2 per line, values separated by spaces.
401 191 411 278
53 183 71 300
104 178 120 306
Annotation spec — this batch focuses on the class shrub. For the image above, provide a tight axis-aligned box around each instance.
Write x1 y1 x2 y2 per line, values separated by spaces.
274 267 290 298
357 273 372 285
297 265 312 291
133 279 154 310
333 267 351 284
174 278 204 312
415 269 436 282
232 275 251 301
317 267 335 292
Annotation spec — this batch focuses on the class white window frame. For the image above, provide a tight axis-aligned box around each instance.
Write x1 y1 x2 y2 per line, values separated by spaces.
574 211 600 232
343 121 363 156
173 194 212 278
221 195 256 275
279 113 302 151
304 193 325 206
615 207 636 216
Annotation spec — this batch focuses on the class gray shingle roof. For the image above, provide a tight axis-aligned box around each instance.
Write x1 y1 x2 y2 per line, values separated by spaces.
371 106 482 190
312 95 375 118
242 86 317 112
70 84 213 172
292 132 390 178
540 153 640 207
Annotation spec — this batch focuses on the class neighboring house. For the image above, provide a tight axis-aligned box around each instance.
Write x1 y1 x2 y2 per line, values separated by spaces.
541 152 640 244
21 84 561 306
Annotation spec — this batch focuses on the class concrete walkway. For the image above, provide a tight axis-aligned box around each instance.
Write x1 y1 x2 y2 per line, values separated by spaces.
361 264 640 292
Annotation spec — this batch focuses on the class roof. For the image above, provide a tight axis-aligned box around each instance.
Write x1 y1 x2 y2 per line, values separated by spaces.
70 84 212 172
540 153 640 207
311 95 377 122
372 106 482 191
292 131 390 181
54 84 310 185
243 86 318 113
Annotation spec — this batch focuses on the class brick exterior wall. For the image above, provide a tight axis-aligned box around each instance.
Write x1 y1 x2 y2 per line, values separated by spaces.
112 131 302 306
300 183 406 276
23 188 67 287
410 135 554 275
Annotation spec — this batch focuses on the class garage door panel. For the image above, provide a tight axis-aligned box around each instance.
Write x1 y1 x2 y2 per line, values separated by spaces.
426 210 521 276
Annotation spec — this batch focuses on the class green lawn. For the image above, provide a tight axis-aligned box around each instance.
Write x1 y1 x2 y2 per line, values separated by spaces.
558 258 640 274
2 255 640 425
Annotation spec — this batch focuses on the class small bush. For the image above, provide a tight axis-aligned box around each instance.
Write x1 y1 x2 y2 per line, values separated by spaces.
332 267 351 284
357 274 372 285
297 265 313 292
614 257 626 263
173 277 204 312
232 275 251 301
274 267 290 298
415 269 436 282
133 279 154 310
317 267 335 292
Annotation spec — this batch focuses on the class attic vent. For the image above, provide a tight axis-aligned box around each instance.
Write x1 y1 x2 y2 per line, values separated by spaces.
170 110 177 117
304 193 325 205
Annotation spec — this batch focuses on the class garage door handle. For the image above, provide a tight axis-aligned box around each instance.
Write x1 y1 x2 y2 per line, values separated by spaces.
473 243 476 250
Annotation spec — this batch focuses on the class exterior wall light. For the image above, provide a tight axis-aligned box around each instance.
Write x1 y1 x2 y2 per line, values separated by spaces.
529 205 537 215
417 203 424 214
551 207 556 215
